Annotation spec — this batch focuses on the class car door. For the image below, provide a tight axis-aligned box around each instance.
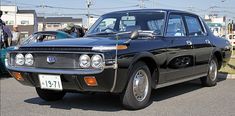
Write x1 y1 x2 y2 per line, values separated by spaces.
184 15 213 75
165 13 195 82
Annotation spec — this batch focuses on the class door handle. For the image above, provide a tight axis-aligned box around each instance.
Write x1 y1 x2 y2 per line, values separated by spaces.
186 40 192 45
205 39 211 44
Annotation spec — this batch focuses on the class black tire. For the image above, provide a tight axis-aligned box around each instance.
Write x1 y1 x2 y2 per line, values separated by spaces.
120 61 152 110
36 88 66 101
201 57 218 87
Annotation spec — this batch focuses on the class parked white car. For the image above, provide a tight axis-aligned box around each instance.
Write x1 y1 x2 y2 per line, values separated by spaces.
228 34 235 49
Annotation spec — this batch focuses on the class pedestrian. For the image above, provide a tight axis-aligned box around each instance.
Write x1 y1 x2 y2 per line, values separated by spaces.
0 10 12 49
60 23 85 38
66 23 78 38
3 24 12 46
11 25 21 46
0 10 4 49
75 25 85 37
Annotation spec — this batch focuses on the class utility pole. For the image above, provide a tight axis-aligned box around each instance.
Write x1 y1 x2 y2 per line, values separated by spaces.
220 0 228 38
153 0 157 8
86 0 92 28
14 0 17 25
139 0 148 8
41 0 46 31
225 16 227 38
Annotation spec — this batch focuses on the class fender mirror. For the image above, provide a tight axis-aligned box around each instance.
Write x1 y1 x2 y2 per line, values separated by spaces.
130 30 139 40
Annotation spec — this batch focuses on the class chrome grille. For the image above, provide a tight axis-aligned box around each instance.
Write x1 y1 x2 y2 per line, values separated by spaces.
34 53 79 69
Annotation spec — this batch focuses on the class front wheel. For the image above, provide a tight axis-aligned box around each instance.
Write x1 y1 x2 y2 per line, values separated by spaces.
120 62 152 110
36 88 66 101
201 57 218 87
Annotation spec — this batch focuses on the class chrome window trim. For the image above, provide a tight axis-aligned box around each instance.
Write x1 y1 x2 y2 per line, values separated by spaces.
199 16 208 36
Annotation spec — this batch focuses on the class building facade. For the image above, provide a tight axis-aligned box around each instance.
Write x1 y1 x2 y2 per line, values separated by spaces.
37 17 82 31
0 5 38 38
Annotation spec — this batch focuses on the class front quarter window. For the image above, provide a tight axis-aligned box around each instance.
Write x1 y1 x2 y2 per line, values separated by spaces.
21 34 38 45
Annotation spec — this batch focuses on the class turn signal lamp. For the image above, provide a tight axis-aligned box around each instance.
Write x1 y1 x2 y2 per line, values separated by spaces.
116 45 128 50
84 76 97 86
11 72 24 81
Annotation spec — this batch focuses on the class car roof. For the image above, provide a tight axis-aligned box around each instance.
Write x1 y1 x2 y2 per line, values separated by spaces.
34 31 60 34
33 31 74 38
104 9 198 16
33 31 72 36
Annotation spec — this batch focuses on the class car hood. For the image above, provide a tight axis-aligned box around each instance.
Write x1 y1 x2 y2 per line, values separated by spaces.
21 37 128 48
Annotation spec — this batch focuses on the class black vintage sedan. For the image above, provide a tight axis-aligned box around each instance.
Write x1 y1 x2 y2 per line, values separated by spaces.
5 9 232 109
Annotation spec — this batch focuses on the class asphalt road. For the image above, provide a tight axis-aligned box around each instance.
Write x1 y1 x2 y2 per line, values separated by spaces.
1 76 235 116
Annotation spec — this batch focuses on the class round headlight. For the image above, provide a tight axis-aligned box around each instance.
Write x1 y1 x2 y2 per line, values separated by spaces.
91 55 103 69
79 54 91 68
15 54 24 66
25 53 34 66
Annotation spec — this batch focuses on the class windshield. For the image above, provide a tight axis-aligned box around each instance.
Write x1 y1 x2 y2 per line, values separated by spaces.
21 34 38 45
87 11 166 36
21 33 58 45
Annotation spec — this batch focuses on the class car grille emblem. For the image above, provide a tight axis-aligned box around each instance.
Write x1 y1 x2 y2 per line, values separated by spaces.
47 56 56 64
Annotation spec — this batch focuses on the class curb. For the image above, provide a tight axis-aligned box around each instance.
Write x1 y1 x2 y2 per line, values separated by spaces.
218 73 235 79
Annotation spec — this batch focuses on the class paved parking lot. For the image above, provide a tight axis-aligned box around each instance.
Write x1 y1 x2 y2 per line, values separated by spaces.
1 76 235 116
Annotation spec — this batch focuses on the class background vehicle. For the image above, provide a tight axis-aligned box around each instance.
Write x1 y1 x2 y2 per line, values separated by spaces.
6 9 232 109
0 31 74 75
228 34 235 49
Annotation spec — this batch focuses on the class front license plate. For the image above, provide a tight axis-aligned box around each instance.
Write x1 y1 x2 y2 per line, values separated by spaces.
39 74 63 90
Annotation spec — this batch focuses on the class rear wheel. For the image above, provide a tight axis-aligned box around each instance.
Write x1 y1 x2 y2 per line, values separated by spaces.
36 88 66 101
201 57 218 87
120 62 152 110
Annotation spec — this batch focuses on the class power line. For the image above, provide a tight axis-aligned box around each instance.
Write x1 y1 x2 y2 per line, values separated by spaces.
2 0 139 11
37 13 101 16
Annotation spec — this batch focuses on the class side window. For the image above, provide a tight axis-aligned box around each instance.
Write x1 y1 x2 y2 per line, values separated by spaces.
147 19 164 35
185 16 204 36
166 14 186 37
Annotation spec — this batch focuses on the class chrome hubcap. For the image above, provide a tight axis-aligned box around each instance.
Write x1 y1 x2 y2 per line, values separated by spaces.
133 69 149 102
208 60 217 81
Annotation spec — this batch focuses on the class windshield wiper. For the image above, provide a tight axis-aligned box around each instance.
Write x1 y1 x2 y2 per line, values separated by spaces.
87 32 117 37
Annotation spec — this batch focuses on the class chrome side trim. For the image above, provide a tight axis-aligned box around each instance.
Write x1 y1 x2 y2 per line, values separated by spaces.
110 42 119 92
110 64 118 92
156 73 207 89
104 64 116 69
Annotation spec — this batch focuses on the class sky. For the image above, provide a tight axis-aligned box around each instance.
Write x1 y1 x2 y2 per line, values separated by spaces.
1 0 235 23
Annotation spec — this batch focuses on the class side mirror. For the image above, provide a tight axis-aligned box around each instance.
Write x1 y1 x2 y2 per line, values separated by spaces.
130 30 139 40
